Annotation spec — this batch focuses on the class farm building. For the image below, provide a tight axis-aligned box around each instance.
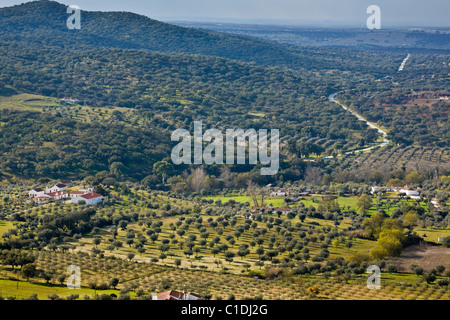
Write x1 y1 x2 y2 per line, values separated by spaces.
156 290 201 301
399 188 420 197
46 183 67 193
71 192 103 205
28 181 102 205
270 189 293 197
28 188 46 198
46 191 68 201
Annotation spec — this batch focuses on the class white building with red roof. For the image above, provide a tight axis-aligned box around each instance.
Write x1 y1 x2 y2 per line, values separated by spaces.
33 194 53 204
71 192 103 205
29 188 46 198
46 191 68 201
46 183 67 194
156 290 201 301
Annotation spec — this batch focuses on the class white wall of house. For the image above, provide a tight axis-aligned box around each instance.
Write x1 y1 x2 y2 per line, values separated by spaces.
85 196 102 205
29 190 45 198
47 185 66 193
71 195 103 205
400 189 420 196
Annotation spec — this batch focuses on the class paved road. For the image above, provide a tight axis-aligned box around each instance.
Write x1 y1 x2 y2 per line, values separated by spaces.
324 92 390 159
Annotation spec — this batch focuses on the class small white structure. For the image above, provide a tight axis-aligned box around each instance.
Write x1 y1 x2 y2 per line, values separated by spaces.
399 188 420 197
270 189 290 197
371 186 394 194
71 192 103 205
58 97 80 104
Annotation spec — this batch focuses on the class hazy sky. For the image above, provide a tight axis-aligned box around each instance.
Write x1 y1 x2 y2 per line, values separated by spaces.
1 0 449 26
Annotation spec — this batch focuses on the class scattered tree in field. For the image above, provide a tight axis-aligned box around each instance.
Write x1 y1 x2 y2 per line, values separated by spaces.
357 194 372 214
109 278 119 289
21 264 36 281
402 211 419 230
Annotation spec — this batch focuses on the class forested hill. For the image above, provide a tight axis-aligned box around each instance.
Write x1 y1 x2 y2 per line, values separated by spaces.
0 0 401 75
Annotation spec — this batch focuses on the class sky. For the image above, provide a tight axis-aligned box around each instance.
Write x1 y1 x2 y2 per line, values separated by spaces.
1 0 449 27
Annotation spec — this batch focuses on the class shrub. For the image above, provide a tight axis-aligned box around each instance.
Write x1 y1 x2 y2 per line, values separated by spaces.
387 264 398 273
423 273 436 284
66 294 79 301
442 237 450 248
437 278 449 287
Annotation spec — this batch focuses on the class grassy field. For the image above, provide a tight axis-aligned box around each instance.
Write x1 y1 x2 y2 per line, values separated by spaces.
203 193 428 216
0 279 121 300
0 220 14 236
413 227 450 244
203 194 287 208
0 93 59 111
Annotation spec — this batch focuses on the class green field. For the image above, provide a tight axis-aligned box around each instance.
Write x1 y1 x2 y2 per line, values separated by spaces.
413 227 450 244
0 220 14 236
203 193 426 216
0 93 59 111
0 279 122 300
203 194 287 208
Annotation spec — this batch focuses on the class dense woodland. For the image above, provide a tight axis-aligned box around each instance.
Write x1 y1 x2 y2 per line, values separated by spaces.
0 0 448 186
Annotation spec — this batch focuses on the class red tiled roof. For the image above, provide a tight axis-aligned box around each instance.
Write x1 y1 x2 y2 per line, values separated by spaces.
70 191 86 195
81 193 102 200
47 191 67 197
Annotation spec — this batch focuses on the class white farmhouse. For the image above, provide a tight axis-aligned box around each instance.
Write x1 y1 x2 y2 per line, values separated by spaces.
34 195 52 204
29 188 46 198
47 191 68 201
46 183 67 193
399 188 420 197
71 192 103 205
270 189 290 197
69 190 88 199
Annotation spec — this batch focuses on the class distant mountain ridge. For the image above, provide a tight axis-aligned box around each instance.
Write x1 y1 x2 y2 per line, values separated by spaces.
0 0 399 74
0 0 306 69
